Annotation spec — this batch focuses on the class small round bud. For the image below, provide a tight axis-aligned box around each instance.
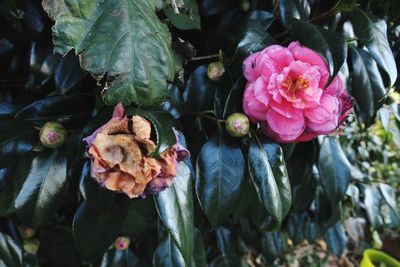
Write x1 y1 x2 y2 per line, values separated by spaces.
18 226 35 239
23 239 39 254
39 122 67 148
226 113 250 137
207 62 225 81
115 236 130 250
240 0 250 12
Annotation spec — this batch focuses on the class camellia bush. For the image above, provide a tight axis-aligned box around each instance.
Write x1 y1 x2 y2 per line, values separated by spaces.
0 0 399 266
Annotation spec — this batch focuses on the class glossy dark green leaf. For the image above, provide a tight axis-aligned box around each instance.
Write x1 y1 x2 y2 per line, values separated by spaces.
216 227 240 267
15 95 95 129
183 65 217 113
43 0 178 107
153 234 185 267
164 0 200 30
232 179 254 223
81 107 113 140
55 51 86 94
325 223 347 257
224 11 275 77
291 19 347 82
248 133 292 228
155 162 193 263
161 84 185 119
351 8 397 86
351 47 386 125
277 0 310 29
100 249 139 267
121 198 156 236
79 160 116 213
14 149 68 228
73 200 128 261
0 119 37 168
125 108 176 157
261 232 282 263
318 136 352 205
0 155 34 216
191 228 207 267
38 226 82 267
195 130 245 227
287 142 316 211
0 233 22 267
222 77 246 118
285 212 318 245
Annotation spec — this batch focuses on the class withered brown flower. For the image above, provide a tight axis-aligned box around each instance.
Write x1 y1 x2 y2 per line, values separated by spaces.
84 103 189 198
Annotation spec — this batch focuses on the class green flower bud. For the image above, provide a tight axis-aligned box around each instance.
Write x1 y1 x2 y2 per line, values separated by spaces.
115 236 130 250
207 61 225 81
39 122 67 148
226 113 250 137
23 239 39 254
240 0 250 12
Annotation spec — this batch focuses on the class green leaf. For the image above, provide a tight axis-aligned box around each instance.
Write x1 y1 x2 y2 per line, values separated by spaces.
155 162 193 264
14 95 95 129
0 233 22 267
224 11 275 77
38 226 82 267
248 133 292 229
318 136 351 205
351 8 397 86
183 65 218 113
286 142 316 211
195 130 245 227
277 0 310 29
325 223 347 257
0 119 37 168
379 183 400 220
43 0 178 107
121 198 156 236
261 232 283 263
291 19 347 82
55 52 86 94
100 249 140 267
216 227 240 267
73 200 128 261
191 228 207 267
125 108 176 157
350 47 386 124
164 0 200 30
79 160 116 213
14 149 68 228
0 155 34 216
363 186 383 228
153 233 185 267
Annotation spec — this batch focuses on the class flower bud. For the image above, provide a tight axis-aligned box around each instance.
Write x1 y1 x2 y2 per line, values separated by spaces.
240 0 250 12
115 236 130 250
18 226 35 239
39 122 67 148
23 239 39 254
207 61 225 81
226 113 250 137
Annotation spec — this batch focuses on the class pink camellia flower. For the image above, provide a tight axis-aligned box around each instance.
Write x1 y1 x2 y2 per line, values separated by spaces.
242 41 353 143
83 103 190 198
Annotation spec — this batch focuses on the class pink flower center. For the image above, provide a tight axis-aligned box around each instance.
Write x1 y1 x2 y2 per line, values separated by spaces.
281 75 309 94
47 131 59 143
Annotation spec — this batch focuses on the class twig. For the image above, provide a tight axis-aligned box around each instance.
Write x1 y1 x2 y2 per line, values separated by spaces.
189 54 219 61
